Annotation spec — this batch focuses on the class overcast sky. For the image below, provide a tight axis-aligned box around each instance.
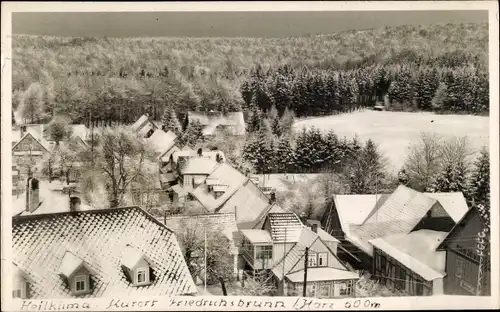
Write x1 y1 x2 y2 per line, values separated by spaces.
12 10 487 38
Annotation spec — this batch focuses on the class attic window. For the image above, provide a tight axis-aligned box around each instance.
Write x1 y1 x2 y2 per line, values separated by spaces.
75 275 88 293
58 251 93 296
145 128 154 139
121 245 152 287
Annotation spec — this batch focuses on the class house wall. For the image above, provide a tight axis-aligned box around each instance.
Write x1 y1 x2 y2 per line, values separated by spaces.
289 239 345 273
442 210 490 296
133 258 151 284
12 271 28 298
287 279 356 298
373 247 434 296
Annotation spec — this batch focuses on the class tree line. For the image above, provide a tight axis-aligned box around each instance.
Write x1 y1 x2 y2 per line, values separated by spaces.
12 23 488 127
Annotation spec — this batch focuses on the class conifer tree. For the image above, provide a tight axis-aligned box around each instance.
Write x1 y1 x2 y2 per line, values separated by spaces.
275 135 295 173
427 160 468 193
180 120 204 147
161 106 182 135
242 130 274 174
469 147 490 205
323 130 342 172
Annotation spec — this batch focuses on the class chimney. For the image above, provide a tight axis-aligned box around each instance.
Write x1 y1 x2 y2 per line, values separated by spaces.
197 148 203 157
27 178 40 212
20 125 27 138
69 196 81 212
270 192 276 204
312 224 318 233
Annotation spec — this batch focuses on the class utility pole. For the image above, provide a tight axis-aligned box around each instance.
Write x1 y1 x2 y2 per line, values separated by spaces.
303 247 309 297
476 227 488 296
282 227 287 294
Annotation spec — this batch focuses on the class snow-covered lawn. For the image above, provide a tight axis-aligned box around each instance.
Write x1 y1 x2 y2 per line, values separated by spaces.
293 110 489 172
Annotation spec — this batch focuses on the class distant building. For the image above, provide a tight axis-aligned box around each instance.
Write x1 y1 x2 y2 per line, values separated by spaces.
436 205 491 296
130 114 160 138
12 206 196 299
185 111 246 137
12 131 51 174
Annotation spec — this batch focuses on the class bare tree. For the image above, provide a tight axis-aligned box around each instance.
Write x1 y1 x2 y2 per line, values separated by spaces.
235 273 276 296
177 222 235 295
90 126 158 208
405 132 443 191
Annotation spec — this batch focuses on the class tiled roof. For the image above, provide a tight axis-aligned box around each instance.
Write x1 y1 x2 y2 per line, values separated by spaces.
187 111 245 136
191 163 247 212
240 229 273 244
267 213 304 243
286 267 359 283
162 213 241 255
369 230 447 281
423 192 469 223
12 206 196 298
216 180 270 225
250 203 288 230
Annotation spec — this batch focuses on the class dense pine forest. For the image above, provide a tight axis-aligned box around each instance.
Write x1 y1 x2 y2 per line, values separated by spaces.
13 22 489 127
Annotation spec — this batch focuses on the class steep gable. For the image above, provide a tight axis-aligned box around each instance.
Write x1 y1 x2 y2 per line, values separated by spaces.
12 132 49 154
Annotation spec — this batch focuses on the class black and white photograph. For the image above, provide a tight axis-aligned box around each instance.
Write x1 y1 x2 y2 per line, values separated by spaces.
1 1 498 311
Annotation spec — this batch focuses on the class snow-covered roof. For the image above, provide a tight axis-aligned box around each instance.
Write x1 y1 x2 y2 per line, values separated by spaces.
12 180 94 217
58 251 84 278
147 129 177 155
130 115 150 132
191 163 247 212
369 230 447 281
121 245 148 269
187 111 245 136
286 267 359 283
179 157 218 175
240 229 273 244
12 206 196 298
334 194 390 229
423 192 469 222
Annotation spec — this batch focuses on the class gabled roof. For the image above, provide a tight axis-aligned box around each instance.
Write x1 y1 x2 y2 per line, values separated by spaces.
423 192 469 222
179 157 218 175
187 111 245 136
58 251 86 278
121 245 152 270
12 131 50 153
147 129 177 155
369 230 447 281
334 194 390 229
267 213 304 243
163 213 241 254
250 203 288 230
216 179 271 225
271 227 320 280
12 206 196 298
130 115 153 132
436 205 486 251
191 163 247 212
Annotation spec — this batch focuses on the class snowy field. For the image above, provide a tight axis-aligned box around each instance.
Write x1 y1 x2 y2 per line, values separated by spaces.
293 110 490 172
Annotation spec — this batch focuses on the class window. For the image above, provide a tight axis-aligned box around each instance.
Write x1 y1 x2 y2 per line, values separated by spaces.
339 281 353 296
306 284 317 297
319 284 330 297
318 253 328 267
256 245 272 259
137 268 148 284
12 289 22 298
75 275 87 292
308 253 317 267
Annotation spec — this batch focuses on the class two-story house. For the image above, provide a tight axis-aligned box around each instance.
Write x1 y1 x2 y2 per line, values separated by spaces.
436 204 491 296
240 212 359 299
12 206 196 299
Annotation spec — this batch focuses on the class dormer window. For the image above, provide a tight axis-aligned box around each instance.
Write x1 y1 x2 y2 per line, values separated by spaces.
121 245 152 287
58 251 93 296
